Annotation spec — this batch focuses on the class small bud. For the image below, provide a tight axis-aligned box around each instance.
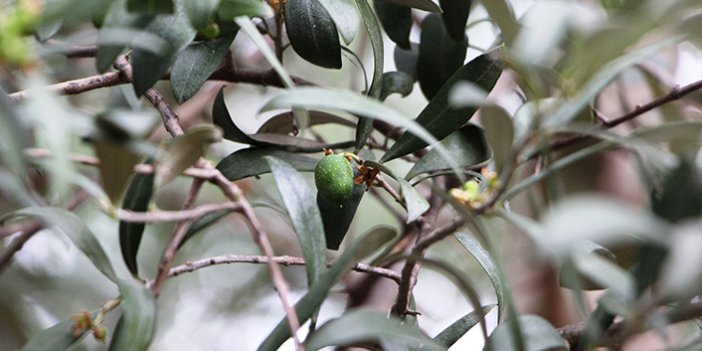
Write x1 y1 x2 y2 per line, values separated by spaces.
92 325 108 342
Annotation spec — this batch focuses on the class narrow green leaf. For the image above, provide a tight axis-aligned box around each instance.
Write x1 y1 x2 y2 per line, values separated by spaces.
353 0 384 151
217 148 318 181
156 125 222 187
257 227 397 351
1 207 118 283
261 87 464 180
218 0 270 19
257 111 355 134
96 0 153 72
375 0 411 49
511 1 575 66
94 140 142 204
380 71 414 101
119 172 155 277
183 0 220 31
381 53 503 162
265 156 327 284
0 88 27 179
178 210 230 249
131 9 196 96
383 0 441 12
439 0 471 42
171 34 236 103
25 78 77 202
418 13 468 100
569 247 636 298
285 0 342 69
484 315 569 351
318 180 365 250
542 196 667 256
365 161 429 222
213 89 354 151
212 88 263 146
434 305 495 347
652 157 702 223
20 316 90 351
127 0 174 14
455 233 505 322
35 19 63 42
545 38 681 128
305 309 448 350
472 0 518 46
406 124 490 180
234 17 294 88
558 241 618 291
480 105 513 174
659 222 702 301
108 279 157 351
318 0 360 45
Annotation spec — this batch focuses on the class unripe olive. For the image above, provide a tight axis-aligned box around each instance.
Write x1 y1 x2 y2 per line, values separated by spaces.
314 153 354 205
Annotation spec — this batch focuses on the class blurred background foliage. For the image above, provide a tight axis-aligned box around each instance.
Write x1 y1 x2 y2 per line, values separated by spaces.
1 0 701 350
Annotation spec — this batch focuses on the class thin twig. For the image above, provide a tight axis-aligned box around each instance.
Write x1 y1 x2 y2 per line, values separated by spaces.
23 148 218 179
557 302 702 349
8 55 313 103
114 56 185 137
0 191 89 274
390 179 446 316
117 202 241 223
9 71 126 102
540 79 702 157
167 254 402 283
376 177 406 210
110 55 303 348
415 218 467 251
150 179 204 296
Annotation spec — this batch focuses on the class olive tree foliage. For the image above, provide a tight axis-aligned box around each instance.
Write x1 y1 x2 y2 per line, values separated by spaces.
0 0 701 350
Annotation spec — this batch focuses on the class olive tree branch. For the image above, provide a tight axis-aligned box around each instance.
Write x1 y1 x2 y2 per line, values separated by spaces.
8 48 313 103
557 302 702 349
24 148 218 179
117 201 242 223
390 179 446 317
110 56 303 349
150 178 203 296
538 78 702 158
167 254 402 283
0 191 89 274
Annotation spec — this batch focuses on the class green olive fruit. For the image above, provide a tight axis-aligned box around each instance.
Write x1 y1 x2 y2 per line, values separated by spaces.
315 154 354 205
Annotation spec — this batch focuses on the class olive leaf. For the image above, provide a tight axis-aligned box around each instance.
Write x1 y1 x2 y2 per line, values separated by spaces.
285 0 342 69
381 53 503 163
155 125 222 187
417 13 468 100
375 0 411 49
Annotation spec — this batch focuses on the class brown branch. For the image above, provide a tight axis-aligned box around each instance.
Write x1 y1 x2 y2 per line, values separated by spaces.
8 71 127 102
8 53 313 103
108 56 303 348
117 201 241 223
415 218 467 251
540 79 702 157
376 177 406 210
390 180 446 317
150 178 204 296
557 302 702 349
0 191 89 274
167 254 402 283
